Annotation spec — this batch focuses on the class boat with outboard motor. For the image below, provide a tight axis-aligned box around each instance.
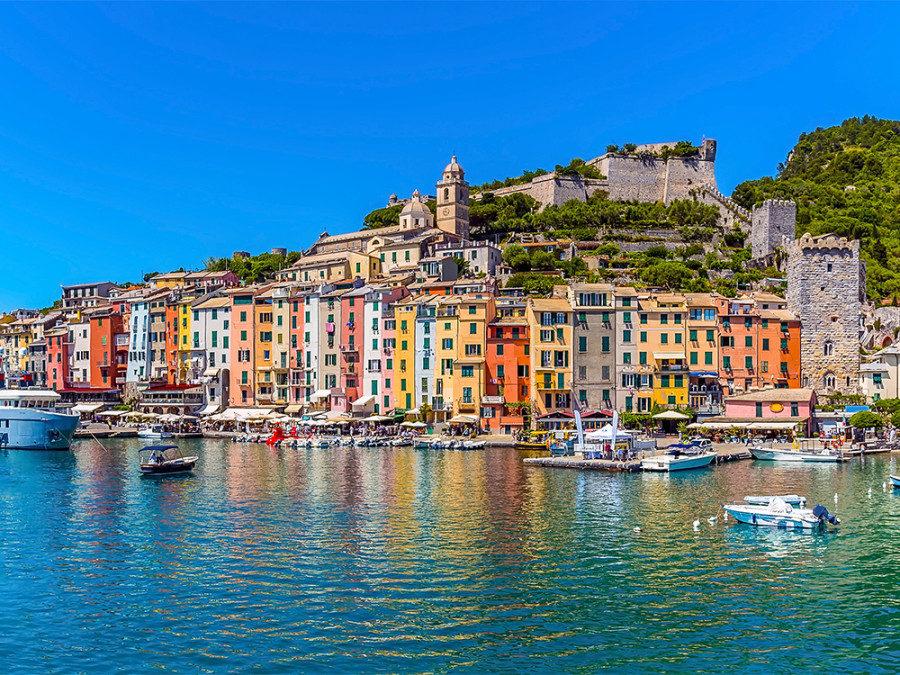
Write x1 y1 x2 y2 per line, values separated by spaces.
640 440 717 472
0 389 79 450
139 445 198 475
137 424 175 439
723 496 840 530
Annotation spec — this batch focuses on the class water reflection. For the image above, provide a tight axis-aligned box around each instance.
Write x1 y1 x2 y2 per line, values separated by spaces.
3 441 900 672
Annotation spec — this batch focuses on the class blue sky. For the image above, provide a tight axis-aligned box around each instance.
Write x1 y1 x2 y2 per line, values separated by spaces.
0 2 898 309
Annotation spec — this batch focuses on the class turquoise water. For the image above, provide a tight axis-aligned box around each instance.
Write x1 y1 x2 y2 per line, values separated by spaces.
2 440 899 673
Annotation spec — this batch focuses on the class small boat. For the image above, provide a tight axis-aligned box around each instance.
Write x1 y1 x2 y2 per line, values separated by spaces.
515 431 549 451
749 444 844 463
890 475 900 488
723 497 839 530
139 445 198 476
743 494 806 506
137 424 174 439
641 444 716 472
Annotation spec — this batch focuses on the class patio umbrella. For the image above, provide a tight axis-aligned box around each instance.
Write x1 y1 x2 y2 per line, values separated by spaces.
652 410 691 420
365 415 392 422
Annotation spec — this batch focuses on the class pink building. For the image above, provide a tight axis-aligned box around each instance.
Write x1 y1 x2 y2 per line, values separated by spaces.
706 387 816 435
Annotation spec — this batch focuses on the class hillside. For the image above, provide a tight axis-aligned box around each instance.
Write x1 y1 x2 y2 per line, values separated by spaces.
731 116 900 300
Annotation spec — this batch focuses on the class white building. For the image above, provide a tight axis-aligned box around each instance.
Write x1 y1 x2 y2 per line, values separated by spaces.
433 240 502 276
860 345 900 403
192 295 231 413
69 320 91 385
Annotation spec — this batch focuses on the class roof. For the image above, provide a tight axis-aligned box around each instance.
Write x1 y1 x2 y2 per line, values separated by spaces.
193 297 231 310
726 388 815 403
530 298 570 312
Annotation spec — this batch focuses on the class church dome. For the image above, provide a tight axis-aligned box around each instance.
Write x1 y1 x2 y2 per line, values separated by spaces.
400 189 431 217
443 155 463 175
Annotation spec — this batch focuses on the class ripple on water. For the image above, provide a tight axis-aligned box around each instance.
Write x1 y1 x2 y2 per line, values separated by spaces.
2 441 900 673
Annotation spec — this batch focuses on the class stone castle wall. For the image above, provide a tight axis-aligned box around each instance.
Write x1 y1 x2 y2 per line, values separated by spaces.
480 138 718 210
786 234 862 395
751 200 796 259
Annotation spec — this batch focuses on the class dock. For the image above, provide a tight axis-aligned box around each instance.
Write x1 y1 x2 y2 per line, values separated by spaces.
523 448 752 473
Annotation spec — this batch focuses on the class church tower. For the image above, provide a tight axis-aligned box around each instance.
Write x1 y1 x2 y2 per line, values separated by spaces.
436 155 470 239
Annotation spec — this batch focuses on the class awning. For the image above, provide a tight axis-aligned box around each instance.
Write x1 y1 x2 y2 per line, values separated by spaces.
96 410 125 417
687 421 749 429
690 371 719 378
72 403 103 413
746 421 803 430
652 410 690 420
448 414 478 424
284 404 305 414
351 395 376 408
654 352 686 360
309 389 331 401
196 402 221 416
203 367 221 377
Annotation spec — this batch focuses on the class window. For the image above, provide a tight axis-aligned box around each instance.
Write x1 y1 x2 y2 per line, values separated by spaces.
745 356 753 369
470 323 477 335
689 329 697 342
824 342 834 356
660 334 668 344
640 314 648 325
496 344 504 356
461 366 474 377
762 338 770 351
690 352 698 365
578 336 587 352
745 336 753 348
761 361 768 373
623 330 631 343
660 314 668 325
240 330 247 341
723 356 732 370
623 352 632 364
602 336 610 352
781 338 788 350
640 331 647 343
639 352 647 365
442 338 453 349
705 352 713 365
622 312 632 324
791 402 799 416
469 305 476 315
755 402 763 418
674 334 682 344
874 373 883 385
706 329 714 342
660 375 670 388
622 298 631 307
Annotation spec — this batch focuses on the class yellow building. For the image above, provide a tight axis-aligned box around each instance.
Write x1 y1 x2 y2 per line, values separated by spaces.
527 298 573 419
277 251 381 284
253 287 277 405
450 295 495 419
636 293 689 408
270 285 293 405
434 297 461 419
393 298 419 411
175 295 199 383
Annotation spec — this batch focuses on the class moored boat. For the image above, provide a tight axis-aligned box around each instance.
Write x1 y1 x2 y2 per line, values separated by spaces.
641 444 716 472
137 424 175 439
890 475 900 488
139 445 198 475
749 444 845 463
0 389 79 450
723 497 840 530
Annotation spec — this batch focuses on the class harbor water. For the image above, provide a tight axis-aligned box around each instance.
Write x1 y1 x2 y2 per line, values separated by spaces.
2 439 900 673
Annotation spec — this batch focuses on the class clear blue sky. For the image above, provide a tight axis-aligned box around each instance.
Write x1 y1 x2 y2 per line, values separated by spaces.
0 2 898 309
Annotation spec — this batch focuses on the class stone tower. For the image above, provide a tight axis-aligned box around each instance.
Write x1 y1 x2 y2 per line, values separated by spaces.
786 233 863 395
751 199 796 259
436 156 470 239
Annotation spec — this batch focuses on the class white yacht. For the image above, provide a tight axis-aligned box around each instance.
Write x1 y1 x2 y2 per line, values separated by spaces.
0 389 79 450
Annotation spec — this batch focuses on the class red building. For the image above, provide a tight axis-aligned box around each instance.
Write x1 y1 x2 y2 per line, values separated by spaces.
87 307 126 392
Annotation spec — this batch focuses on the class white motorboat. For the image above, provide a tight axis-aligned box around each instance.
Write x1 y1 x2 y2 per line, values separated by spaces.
0 389 79 450
641 444 716 472
749 444 845 463
137 424 174 439
723 497 840 530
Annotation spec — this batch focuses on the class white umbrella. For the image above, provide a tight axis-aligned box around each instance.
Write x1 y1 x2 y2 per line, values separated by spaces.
365 415 392 422
652 410 691 420
409 421 427 428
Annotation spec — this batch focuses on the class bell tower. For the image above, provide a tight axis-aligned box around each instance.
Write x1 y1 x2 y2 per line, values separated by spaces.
436 155 470 239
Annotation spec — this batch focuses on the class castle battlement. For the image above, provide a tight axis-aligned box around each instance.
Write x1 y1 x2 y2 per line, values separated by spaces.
791 232 858 253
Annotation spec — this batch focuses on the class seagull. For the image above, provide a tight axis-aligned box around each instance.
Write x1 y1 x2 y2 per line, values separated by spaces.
834 493 839 503
693 519 701 530
869 488 873 499
633 526 641 533
723 512 728 521
708 515 718 524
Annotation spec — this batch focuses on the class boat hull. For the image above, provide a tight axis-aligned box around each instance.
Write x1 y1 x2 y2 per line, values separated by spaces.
0 409 79 450
723 505 824 530
641 452 716 472
890 475 900 488
750 447 841 463
140 459 198 475
138 431 175 439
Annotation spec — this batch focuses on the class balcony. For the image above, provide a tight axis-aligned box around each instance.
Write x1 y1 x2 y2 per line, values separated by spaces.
482 395 505 405
537 379 570 391
341 363 358 375
458 397 476 410
340 344 358 352
115 335 129 346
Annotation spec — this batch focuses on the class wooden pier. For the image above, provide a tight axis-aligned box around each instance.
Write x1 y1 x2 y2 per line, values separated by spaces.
523 448 751 473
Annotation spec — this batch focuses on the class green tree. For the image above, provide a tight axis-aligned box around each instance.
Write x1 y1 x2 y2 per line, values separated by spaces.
639 261 694 289
849 411 883 429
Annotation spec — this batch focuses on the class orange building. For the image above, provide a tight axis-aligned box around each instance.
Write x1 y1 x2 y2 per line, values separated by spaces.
716 294 801 396
483 317 530 434
229 288 258 406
